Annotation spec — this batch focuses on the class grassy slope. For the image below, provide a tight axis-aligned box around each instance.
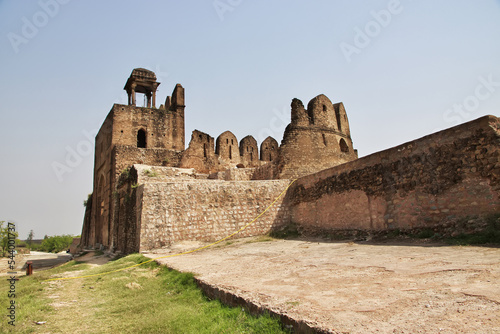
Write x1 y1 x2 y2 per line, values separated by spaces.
0 254 289 334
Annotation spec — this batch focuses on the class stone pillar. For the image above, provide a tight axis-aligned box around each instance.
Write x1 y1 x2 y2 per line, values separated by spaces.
146 91 152 108
131 84 136 106
152 91 156 108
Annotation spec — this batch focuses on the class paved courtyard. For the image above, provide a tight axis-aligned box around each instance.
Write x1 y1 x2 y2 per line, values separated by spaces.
145 238 500 333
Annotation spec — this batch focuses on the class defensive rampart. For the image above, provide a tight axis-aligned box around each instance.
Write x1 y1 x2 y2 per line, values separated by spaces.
113 165 291 253
286 115 500 235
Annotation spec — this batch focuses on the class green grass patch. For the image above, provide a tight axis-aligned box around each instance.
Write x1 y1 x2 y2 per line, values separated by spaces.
0 260 91 333
0 254 289 333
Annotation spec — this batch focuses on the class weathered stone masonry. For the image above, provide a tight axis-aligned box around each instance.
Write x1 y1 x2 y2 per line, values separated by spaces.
286 115 500 235
139 179 290 252
81 68 358 252
81 67 499 254
112 165 291 253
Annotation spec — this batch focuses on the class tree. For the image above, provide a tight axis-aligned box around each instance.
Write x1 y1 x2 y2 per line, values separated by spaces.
27 229 34 248
40 235 75 253
0 221 18 257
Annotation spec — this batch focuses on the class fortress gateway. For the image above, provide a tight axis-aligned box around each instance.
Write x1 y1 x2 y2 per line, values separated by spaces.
81 68 500 253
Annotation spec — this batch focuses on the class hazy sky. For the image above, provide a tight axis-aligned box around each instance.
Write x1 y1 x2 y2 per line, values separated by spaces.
0 0 499 240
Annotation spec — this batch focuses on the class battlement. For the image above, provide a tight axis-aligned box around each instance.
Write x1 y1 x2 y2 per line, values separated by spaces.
177 92 357 176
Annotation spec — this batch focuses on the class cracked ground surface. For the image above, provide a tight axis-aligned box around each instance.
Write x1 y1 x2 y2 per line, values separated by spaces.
145 238 500 333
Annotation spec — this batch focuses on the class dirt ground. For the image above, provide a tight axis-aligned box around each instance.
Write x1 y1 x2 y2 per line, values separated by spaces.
0 251 73 277
144 238 500 334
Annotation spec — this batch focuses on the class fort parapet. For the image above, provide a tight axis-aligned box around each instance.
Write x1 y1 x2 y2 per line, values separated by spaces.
287 115 500 236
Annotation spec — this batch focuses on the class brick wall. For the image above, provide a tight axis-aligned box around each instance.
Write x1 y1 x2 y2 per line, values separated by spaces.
287 115 500 235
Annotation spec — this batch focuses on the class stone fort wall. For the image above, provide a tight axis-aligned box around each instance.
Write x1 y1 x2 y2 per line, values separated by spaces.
86 112 499 254
138 180 291 252
112 164 291 253
80 68 499 253
81 75 359 251
286 115 500 236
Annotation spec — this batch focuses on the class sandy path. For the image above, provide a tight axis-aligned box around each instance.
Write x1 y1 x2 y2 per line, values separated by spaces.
145 238 500 333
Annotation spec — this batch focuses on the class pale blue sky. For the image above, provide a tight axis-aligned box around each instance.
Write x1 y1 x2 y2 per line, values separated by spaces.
0 0 499 239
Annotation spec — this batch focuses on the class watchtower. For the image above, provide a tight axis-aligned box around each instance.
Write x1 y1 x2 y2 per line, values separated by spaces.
277 94 358 178
124 68 160 108
81 69 185 250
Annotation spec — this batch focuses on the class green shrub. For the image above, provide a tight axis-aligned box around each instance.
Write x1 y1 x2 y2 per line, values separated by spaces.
40 235 75 253
122 168 130 178
83 193 92 207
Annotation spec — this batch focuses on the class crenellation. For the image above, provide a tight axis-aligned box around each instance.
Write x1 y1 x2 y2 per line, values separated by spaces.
260 136 279 162
333 102 350 137
307 94 336 129
239 135 259 167
170 84 185 108
179 130 217 173
291 98 309 127
215 131 240 165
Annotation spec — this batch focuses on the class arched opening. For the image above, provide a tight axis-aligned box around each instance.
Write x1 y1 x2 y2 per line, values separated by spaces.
229 146 232 159
236 163 245 168
137 129 146 148
339 138 349 153
203 144 207 158
335 109 342 131
323 105 327 112
322 134 327 146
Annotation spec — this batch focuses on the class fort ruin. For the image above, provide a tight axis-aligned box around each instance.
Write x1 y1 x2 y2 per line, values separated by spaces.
80 68 500 253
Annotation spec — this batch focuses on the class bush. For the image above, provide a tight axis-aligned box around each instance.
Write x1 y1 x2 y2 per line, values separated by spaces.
30 243 43 251
83 193 92 207
40 235 75 253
